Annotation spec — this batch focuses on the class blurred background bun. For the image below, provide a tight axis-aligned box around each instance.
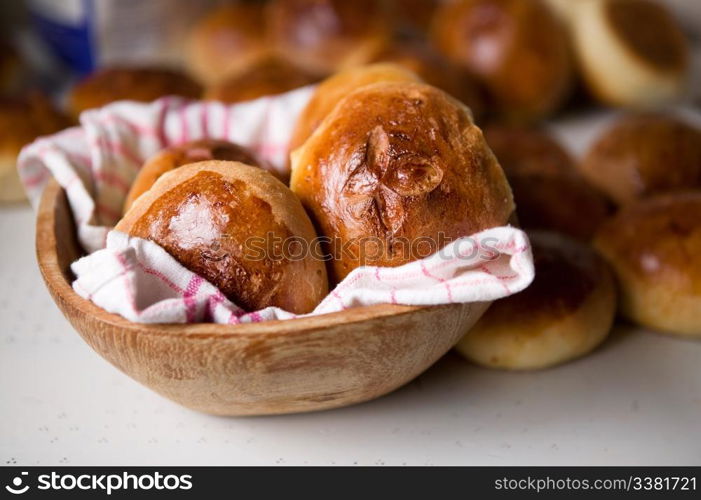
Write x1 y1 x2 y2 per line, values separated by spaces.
291 81 514 284
68 67 202 119
430 0 574 122
569 0 690 108
456 231 616 370
0 92 71 202
204 56 319 104
594 192 701 337
185 2 271 86
0 41 23 95
371 41 486 121
580 113 701 206
124 139 266 213
266 0 393 76
117 161 328 314
484 125 611 240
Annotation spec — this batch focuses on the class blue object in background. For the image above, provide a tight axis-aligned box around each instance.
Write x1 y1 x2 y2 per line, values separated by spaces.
28 0 95 76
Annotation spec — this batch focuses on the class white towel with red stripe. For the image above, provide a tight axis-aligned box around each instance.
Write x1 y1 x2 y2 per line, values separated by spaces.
19 88 534 324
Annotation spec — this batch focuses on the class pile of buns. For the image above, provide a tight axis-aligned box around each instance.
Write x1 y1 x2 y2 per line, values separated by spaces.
3 0 700 373
117 65 515 314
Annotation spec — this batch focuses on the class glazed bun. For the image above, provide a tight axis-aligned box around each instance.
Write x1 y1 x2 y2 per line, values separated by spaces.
266 0 392 75
204 57 318 104
580 114 701 206
291 81 514 284
289 63 421 155
594 192 701 337
485 126 610 240
116 161 328 314
0 93 71 202
123 139 265 213
456 231 616 370
430 0 573 122
484 125 575 178
570 0 689 108
372 42 485 121
185 2 270 86
68 67 202 118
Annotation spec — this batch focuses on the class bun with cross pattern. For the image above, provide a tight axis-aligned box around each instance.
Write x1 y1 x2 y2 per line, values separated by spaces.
290 81 514 284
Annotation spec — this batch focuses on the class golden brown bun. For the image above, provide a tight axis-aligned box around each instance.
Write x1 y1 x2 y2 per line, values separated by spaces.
123 139 265 213
371 42 485 121
289 63 421 155
594 192 701 337
291 81 514 284
485 126 610 240
204 56 319 104
68 67 202 118
116 161 328 314
266 0 392 75
430 0 573 122
456 231 616 370
185 2 271 86
580 114 701 206
0 92 72 203
571 0 689 108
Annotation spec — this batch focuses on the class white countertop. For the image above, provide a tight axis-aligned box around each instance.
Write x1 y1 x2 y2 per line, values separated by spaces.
2 107 701 466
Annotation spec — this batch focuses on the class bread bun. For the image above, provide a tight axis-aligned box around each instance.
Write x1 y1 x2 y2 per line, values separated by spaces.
289 63 421 155
580 113 701 206
185 2 270 86
0 93 71 203
68 67 202 118
484 125 576 178
570 0 689 108
204 56 319 104
485 126 610 240
372 42 485 121
123 139 265 213
456 231 616 370
291 81 514 284
266 0 392 75
594 192 701 337
430 0 573 122
116 161 328 314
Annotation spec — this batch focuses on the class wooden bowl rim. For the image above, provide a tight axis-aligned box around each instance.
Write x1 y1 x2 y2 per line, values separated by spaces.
36 179 445 341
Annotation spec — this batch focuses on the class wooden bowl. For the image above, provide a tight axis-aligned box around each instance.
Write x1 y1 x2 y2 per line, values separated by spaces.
36 180 490 416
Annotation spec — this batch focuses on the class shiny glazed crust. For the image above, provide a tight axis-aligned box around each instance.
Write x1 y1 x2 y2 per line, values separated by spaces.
371 43 485 121
123 140 265 213
291 81 514 283
116 161 329 314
